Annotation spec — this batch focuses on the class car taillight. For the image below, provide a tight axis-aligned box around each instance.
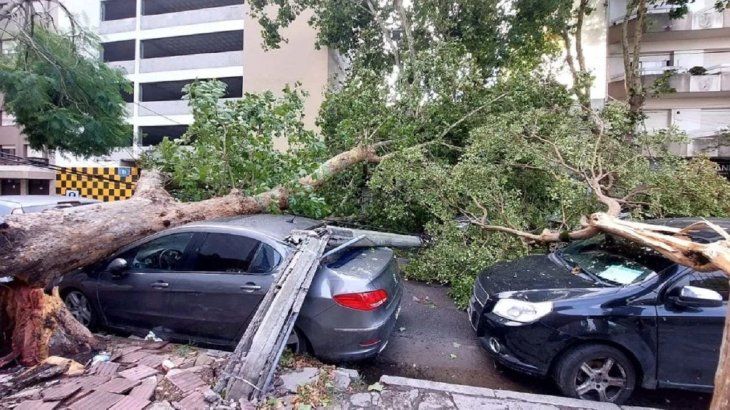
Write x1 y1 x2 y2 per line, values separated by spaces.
333 289 388 311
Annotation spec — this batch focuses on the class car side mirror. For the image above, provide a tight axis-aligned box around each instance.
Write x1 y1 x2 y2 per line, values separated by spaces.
674 285 723 308
107 258 128 276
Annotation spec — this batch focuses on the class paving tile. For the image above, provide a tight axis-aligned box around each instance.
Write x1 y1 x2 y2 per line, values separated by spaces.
41 382 81 401
175 391 206 410
69 374 112 395
108 395 151 410
137 354 167 369
14 400 59 410
96 377 140 394
166 370 206 392
118 365 158 381
90 362 120 377
67 390 123 410
119 351 150 364
128 378 157 401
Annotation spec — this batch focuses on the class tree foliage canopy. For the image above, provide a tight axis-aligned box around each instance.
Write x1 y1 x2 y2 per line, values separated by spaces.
150 0 730 306
0 28 131 156
144 80 330 217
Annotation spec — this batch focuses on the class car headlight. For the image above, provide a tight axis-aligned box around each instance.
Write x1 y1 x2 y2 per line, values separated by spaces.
492 298 552 324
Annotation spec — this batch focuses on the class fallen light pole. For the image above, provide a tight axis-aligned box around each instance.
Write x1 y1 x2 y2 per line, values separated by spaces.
215 226 421 402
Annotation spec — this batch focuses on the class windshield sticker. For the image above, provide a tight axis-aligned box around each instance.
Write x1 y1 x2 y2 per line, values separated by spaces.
600 265 643 285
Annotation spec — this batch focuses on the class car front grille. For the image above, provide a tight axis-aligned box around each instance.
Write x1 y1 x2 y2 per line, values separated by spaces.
473 279 489 306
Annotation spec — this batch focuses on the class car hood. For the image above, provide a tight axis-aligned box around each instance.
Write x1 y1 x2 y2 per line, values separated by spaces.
500 287 621 303
477 254 598 297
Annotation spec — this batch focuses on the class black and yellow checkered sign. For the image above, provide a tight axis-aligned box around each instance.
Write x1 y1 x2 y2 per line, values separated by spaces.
56 167 140 202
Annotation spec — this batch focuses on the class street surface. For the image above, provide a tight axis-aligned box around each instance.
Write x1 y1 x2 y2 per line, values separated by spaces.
355 280 712 410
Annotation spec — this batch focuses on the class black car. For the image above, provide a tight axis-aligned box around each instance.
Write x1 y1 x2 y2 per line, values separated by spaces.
469 218 729 404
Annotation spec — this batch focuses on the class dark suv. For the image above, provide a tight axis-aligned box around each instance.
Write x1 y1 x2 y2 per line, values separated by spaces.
469 218 728 404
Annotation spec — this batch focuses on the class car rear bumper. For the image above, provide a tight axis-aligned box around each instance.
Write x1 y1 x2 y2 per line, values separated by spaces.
299 282 403 362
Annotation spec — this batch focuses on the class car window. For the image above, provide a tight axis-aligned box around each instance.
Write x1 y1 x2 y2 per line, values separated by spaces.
120 232 195 271
191 233 261 273
667 270 729 301
249 243 283 273
561 234 673 285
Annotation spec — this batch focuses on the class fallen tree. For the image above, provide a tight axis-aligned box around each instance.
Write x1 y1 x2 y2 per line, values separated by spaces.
0 144 382 365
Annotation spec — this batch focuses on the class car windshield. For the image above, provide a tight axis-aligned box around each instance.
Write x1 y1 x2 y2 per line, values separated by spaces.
559 234 673 285
0 203 12 216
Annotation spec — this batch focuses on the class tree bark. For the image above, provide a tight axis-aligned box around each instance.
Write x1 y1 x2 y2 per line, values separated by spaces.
0 144 381 365
0 144 381 287
0 285 98 366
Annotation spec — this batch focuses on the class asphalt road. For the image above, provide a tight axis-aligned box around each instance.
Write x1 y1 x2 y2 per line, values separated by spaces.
354 280 712 410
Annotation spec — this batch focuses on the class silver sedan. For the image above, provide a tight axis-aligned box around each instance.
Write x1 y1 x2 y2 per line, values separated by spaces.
57 214 402 362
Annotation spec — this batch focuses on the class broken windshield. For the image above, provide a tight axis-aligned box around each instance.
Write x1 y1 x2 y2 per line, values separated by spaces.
559 234 673 285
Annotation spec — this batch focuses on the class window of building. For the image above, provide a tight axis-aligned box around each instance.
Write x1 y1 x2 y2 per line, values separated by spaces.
1 111 16 126
643 110 671 133
140 77 242 102
102 0 136 21
140 125 188 146
121 82 134 103
142 0 240 16
0 39 16 55
102 40 135 62
141 30 243 59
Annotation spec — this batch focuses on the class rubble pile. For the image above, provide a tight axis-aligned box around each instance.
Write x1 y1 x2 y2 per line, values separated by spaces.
0 335 237 410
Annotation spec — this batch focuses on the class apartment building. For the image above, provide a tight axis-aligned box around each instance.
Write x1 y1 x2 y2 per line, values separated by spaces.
98 0 342 155
0 0 343 197
603 0 730 170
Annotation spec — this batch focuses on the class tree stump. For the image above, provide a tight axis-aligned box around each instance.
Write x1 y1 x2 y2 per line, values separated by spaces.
0 283 98 366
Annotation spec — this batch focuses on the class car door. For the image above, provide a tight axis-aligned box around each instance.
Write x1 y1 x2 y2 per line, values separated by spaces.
161 231 281 344
96 231 198 333
656 269 728 390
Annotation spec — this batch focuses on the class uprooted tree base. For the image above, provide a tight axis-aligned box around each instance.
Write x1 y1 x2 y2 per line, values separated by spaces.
0 284 98 366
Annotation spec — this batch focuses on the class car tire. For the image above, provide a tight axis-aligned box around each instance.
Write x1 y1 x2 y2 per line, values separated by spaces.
62 289 98 330
553 344 636 404
286 328 309 355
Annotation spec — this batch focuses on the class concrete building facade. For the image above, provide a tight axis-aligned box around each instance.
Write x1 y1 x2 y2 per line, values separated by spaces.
604 0 730 162
0 0 343 196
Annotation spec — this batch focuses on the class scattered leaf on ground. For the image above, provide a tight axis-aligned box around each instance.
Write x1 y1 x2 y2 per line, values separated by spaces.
368 382 384 392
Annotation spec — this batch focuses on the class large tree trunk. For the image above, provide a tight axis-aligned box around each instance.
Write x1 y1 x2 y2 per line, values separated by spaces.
0 144 380 365
713 316 730 409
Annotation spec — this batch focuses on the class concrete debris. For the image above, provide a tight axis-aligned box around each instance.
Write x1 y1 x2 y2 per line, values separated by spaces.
279 367 319 393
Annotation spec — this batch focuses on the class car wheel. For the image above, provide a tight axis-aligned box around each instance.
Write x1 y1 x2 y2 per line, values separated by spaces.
553 344 635 404
286 328 308 355
63 290 97 329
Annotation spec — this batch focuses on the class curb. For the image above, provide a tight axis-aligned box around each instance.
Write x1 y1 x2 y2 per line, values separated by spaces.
379 375 656 410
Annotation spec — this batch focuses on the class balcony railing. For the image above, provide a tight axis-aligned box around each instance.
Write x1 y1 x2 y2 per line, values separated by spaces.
609 66 730 93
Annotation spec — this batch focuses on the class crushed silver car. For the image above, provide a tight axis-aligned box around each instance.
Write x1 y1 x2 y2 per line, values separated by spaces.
56 214 403 362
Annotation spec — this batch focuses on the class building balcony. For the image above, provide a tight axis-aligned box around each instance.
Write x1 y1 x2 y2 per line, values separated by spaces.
99 17 136 35
141 4 244 30
107 60 135 75
608 4 730 44
608 66 730 98
139 50 243 73
137 100 190 117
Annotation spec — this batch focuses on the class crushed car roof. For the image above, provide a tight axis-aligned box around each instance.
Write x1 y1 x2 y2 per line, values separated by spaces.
185 214 322 241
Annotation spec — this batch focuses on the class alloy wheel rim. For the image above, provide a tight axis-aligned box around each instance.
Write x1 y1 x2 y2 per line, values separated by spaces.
573 357 627 402
65 291 92 327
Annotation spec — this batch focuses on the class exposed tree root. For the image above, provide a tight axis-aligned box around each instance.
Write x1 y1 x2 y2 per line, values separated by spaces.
0 283 98 366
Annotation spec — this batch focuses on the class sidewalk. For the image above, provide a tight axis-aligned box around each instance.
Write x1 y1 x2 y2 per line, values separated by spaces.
349 375 655 410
